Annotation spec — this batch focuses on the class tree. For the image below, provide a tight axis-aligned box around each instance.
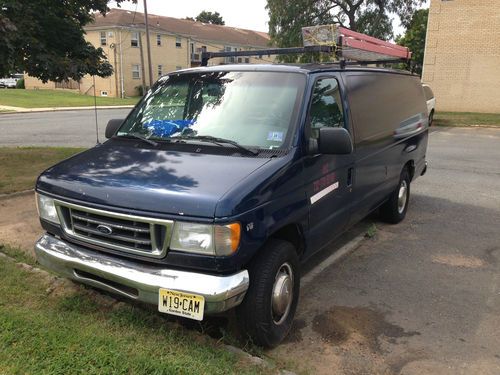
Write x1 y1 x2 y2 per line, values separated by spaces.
195 11 225 25
267 0 424 60
396 8 428 75
0 0 132 82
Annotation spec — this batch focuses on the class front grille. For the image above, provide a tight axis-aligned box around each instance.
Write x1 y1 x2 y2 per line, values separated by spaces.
55 201 173 258
71 208 153 251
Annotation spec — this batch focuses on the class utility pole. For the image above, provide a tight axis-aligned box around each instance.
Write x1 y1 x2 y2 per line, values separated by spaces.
143 0 154 87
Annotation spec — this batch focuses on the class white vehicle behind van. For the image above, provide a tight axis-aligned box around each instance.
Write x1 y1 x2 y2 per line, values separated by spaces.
422 84 436 126
0 73 23 88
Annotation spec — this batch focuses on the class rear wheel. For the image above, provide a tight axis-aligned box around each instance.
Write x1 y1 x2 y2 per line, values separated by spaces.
380 168 410 224
236 239 300 348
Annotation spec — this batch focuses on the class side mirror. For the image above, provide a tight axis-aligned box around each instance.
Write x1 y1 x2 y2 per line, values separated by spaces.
105 119 124 139
318 127 353 154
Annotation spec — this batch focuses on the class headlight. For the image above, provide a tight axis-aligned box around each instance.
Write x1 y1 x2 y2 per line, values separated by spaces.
170 222 241 256
35 193 60 224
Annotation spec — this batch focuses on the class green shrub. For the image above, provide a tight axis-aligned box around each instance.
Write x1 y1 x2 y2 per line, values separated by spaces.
135 85 149 97
15 78 25 89
135 85 144 96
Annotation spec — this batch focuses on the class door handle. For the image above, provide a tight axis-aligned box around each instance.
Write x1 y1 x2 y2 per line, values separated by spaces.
347 167 354 187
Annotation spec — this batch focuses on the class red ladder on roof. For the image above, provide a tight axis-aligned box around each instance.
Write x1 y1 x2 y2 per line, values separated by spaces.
338 27 412 61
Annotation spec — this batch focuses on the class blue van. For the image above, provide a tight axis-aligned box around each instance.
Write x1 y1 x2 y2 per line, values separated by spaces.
35 64 428 347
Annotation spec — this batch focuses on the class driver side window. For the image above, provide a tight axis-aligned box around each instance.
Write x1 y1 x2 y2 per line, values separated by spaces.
309 78 344 139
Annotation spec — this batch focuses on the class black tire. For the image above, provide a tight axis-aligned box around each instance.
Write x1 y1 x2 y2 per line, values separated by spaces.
236 239 300 348
380 168 411 224
429 110 434 126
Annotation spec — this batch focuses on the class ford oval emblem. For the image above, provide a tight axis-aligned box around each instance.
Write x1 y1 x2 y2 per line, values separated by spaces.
96 225 113 235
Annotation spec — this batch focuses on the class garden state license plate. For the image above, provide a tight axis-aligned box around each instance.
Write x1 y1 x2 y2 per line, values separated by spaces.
158 289 205 321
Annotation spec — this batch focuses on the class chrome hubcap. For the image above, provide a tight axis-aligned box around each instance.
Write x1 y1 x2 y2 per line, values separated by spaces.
398 180 408 214
272 263 293 325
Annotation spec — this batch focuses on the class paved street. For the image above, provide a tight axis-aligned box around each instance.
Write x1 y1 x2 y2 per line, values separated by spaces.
269 126 500 374
0 109 131 147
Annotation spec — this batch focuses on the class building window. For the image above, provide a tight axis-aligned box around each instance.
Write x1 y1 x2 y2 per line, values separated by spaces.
175 37 182 48
157 34 161 46
224 46 236 63
132 64 141 79
244 57 250 63
131 32 139 47
100 31 107 46
158 64 163 77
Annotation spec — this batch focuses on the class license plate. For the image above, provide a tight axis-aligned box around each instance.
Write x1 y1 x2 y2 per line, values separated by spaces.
158 289 205 321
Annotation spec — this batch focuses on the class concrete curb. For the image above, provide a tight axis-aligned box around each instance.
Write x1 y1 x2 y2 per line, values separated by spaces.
0 105 135 114
0 189 34 201
434 124 500 129
301 232 367 288
0 250 53 279
223 345 297 374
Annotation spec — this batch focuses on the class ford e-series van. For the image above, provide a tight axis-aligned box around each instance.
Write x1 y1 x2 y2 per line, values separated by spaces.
35 63 428 347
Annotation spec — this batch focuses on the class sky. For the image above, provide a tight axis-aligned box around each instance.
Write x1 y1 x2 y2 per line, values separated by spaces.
108 0 430 36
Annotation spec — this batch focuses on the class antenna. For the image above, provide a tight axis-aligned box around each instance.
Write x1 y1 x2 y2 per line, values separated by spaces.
92 75 100 145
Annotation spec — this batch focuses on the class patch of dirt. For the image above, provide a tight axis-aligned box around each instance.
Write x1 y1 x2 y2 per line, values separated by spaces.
0 192 42 256
484 247 500 265
387 349 428 375
312 306 420 353
271 305 424 375
282 318 307 344
431 254 485 269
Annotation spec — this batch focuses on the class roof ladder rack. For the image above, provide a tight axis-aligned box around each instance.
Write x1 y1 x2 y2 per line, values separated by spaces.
201 25 411 68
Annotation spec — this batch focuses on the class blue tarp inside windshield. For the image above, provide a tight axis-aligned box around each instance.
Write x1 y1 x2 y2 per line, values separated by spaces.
144 119 195 138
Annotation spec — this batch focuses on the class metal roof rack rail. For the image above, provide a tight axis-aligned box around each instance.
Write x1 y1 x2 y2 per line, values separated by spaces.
201 25 411 68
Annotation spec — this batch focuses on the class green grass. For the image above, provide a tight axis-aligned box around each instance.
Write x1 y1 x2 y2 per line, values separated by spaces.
434 111 500 127
0 89 139 108
0 147 86 194
0 255 268 375
365 223 378 239
0 244 37 266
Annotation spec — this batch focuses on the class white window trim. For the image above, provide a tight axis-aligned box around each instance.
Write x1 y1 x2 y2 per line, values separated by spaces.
131 32 139 47
132 64 141 79
100 31 107 46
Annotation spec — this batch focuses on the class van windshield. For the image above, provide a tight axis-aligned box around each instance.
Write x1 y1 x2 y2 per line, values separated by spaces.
117 71 306 150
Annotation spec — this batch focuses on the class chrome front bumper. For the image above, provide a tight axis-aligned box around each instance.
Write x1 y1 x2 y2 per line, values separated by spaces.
35 234 249 314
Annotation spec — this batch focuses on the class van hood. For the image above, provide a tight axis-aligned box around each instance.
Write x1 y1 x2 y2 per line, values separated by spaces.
36 142 272 218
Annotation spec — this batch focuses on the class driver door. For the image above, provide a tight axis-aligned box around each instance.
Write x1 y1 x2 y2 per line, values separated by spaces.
303 75 355 255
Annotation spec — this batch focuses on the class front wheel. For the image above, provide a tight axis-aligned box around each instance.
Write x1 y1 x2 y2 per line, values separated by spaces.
380 168 411 224
429 110 434 126
236 239 300 348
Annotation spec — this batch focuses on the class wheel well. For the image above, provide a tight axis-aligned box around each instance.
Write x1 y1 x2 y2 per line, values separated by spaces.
404 160 415 181
269 224 305 258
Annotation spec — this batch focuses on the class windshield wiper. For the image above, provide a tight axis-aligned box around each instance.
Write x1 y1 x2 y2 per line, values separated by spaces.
177 135 259 156
120 133 159 147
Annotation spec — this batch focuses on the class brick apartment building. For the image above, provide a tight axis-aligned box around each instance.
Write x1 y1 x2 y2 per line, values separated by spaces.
25 8 272 98
423 0 500 113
